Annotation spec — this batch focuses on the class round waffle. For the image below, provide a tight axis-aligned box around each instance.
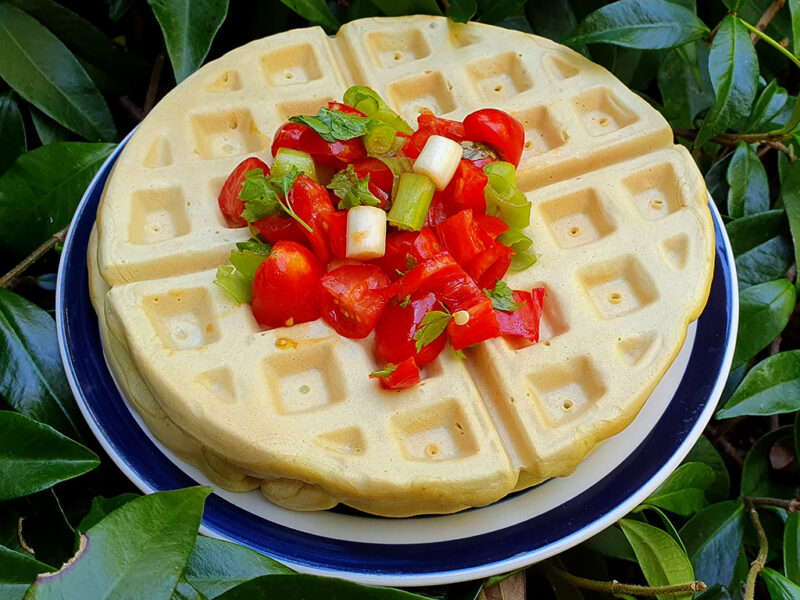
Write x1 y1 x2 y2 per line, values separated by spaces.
89 16 715 517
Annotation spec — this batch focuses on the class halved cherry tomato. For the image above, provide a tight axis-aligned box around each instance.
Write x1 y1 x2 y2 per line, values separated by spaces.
218 157 270 228
253 214 307 245
252 241 323 329
272 122 367 169
447 298 500 350
326 210 348 259
392 253 484 313
402 111 466 159
463 109 525 167
496 288 545 342
375 292 446 366
319 265 391 339
373 356 421 390
352 157 395 202
328 102 367 116
288 175 335 264
435 210 485 266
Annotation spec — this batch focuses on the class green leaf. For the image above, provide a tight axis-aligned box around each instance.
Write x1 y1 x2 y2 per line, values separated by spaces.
657 42 714 129
0 545 53 599
413 310 452 352
726 142 769 218
0 142 116 255
791 0 800 58
7 0 146 77
683 435 730 502
476 0 526 25
30 106 72 145
77 493 140 532
679 500 745 590
366 0 442 17
564 0 708 49
718 351 800 418
0 4 116 142
526 0 577 42
705 153 732 206
780 161 800 291
25 487 212 600
636 505 687 553
214 574 431 599
483 280 522 312
0 412 99 501
619 519 695 600
725 210 793 290
327 165 382 209
761 568 800 600
214 266 252 304
0 288 83 439
0 92 26 175
744 80 789 132
695 16 758 146
146 0 230 83
731 279 796 370
446 0 477 23
581 526 637 562
785 512 800 585
183 535 293 598
106 0 135 21
741 425 797 498
279 0 340 30
370 364 398 378
645 462 715 516
290 107 372 143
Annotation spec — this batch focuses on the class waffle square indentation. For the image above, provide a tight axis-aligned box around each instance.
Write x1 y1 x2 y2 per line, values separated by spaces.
573 87 638 137
544 55 579 80
260 44 322 86
191 109 267 160
623 162 684 220
391 400 477 462
128 187 190 245
528 356 606 426
264 343 345 415
466 52 533 101
539 188 615 249
514 106 566 157
367 29 430 68
388 72 457 123
276 97 334 122
143 287 220 351
579 256 658 319
206 70 242 93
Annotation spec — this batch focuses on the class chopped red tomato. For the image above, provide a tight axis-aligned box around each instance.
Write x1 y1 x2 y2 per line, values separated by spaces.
440 160 488 216
392 253 484 313
370 231 417 280
435 210 485 265
463 109 525 167
411 228 442 261
218 157 270 228
475 214 510 240
253 214 307 245
326 210 348 259
496 288 545 342
288 175 335 264
319 265 391 338
252 241 323 329
375 292 446 366
447 298 500 350
352 157 395 201
402 111 466 159
425 191 448 227
465 242 514 290
328 102 367 116
373 357 421 390
272 122 367 169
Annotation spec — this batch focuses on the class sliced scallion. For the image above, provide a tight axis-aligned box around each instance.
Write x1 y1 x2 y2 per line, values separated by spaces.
484 173 531 229
388 173 435 231
497 229 537 271
271 148 317 182
343 86 413 134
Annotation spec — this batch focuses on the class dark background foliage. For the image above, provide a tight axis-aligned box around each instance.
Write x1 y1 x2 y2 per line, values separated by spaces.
0 0 798 598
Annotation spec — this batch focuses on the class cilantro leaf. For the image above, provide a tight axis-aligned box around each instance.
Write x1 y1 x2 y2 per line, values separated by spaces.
484 280 522 312
413 310 452 352
370 364 398 378
236 238 272 255
326 165 382 209
271 165 301 197
289 107 372 142
239 169 280 222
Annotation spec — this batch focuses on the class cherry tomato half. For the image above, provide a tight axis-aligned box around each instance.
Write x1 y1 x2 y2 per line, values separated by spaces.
218 157 270 228
252 214 307 245
319 265 391 339
252 241 323 329
375 291 447 366
272 122 366 169
463 109 525 167
288 175 335 264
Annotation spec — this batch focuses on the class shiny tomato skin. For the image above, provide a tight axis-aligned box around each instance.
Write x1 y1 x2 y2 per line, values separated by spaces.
496 288 545 342
253 214 307 245
288 175 335 264
447 298 500 350
319 265 391 339
375 292 446 366
463 109 525 167
402 111 466 159
251 241 323 329
326 210 348 259
272 122 367 169
370 231 417 280
352 157 394 207
218 157 270 228
475 214 510 240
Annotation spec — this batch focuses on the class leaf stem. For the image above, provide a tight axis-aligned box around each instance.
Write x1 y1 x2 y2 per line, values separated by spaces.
0 227 68 290
744 497 800 512
673 128 792 148
739 17 800 69
749 0 786 44
543 564 707 596
743 507 769 600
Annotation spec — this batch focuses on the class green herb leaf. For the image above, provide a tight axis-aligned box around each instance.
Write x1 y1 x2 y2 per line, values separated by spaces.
370 364 398 378
726 142 769 218
290 107 372 143
239 168 280 222
761 568 800 600
413 310 452 353
564 0 709 49
399 295 411 308
0 288 83 439
695 16 758 146
741 426 796 498
0 142 115 256
461 141 498 164
731 279 795 370
645 462 715 516
619 518 695 600
25 487 212 600
327 164 382 209
0 4 116 141
213 574 432 599
0 545 54 598
0 92 26 175
146 0 229 83
679 500 745 591
236 239 272 255
785 512 800 585
270 165 302 197
725 210 793 290
484 280 521 312
718 351 800 418
278 0 339 31
0 412 98 502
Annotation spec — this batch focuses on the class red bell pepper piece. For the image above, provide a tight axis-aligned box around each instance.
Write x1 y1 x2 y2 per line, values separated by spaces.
288 175 335 264
370 231 417 280
402 111 466 159
411 227 442 261
328 102 367 116
495 288 545 342
391 252 484 312
425 191 449 227
435 209 485 266
465 242 514 290
475 214 510 240
375 292 446 366
447 298 500 350
441 160 488 216
372 356 421 390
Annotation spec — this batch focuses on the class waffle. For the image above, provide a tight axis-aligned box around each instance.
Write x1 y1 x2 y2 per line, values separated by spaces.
89 16 715 517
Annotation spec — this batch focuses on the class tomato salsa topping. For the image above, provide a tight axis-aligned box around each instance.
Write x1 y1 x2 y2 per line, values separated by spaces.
214 86 543 390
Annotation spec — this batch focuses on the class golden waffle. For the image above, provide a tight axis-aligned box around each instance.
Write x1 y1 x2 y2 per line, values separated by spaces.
89 16 714 517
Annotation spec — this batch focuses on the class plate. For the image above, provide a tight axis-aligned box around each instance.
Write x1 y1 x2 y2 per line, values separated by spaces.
57 135 737 587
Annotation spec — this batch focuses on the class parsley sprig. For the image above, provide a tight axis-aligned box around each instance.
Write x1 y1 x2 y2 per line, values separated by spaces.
289 107 372 142
326 164 382 209
370 364 398 378
413 310 452 352
484 280 522 312
238 167 312 232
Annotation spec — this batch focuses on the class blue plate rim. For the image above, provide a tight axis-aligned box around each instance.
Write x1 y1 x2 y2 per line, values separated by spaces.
56 134 738 586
